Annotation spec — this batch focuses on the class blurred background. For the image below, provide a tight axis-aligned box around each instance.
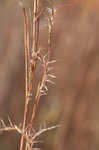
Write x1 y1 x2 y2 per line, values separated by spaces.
1 0 99 150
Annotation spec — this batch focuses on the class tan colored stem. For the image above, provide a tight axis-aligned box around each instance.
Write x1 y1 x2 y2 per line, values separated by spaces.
25 1 38 150
20 7 30 150
32 0 37 53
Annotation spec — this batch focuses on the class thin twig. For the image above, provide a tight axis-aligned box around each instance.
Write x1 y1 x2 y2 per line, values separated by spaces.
32 125 61 141
25 1 38 150
20 7 30 150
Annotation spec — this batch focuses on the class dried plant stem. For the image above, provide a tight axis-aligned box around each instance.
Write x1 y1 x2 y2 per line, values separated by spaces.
27 0 38 102
28 0 38 133
29 63 47 134
20 1 55 150
20 7 30 150
46 7 54 62
36 17 39 50
32 0 37 52
27 7 55 145
28 4 55 140
25 0 39 150
32 125 61 140
0 2 59 150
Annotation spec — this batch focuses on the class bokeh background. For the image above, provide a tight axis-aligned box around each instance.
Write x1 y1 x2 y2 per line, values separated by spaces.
1 0 99 150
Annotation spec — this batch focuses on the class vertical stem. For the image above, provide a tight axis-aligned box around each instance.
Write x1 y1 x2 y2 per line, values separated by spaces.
36 0 39 52
29 0 38 131
20 7 29 150
48 8 53 60
25 1 38 150
28 0 38 99
36 17 39 51
32 0 37 53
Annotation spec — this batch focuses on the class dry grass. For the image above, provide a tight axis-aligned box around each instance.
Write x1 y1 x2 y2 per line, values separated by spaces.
0 0 60 150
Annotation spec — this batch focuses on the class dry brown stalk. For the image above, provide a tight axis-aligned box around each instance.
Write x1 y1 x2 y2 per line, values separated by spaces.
20 7 30 150
24 3 55 150
19 1 38 149
25 0 40 150
0 1 60 150
24 3 56 150
32 0 37 52
28 3 55 138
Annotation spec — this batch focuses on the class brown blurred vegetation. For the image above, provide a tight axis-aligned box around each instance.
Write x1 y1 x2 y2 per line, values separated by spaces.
0 0 99 150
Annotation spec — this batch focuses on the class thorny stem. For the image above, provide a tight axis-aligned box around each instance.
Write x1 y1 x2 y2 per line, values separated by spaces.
28 5 55 142
0 1 58 150
25 5 55 150
26 8 55 149
0 119 61 149
20 1 55 150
